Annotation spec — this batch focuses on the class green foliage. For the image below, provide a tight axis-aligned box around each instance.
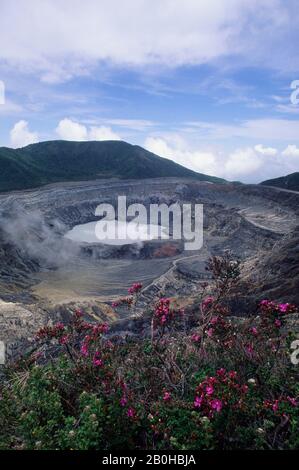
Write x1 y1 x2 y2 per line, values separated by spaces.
0 140 226 192
261 171 299 191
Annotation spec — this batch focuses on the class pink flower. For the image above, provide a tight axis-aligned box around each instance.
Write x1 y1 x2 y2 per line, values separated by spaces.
93 323 109 334
154 298 172 326
127 407 135 418
93 357 103 367
206 328 214 338
191 333 201 343
59 335 69 345
163 391 171 401
206 385 214 396
210 399 223 413
250 327 258 336
202 296 214 311
260 300 269 305
128 282 143 295
279 303 289 313
120 397 128 407
260 299 273 307
272 400 279 412
245 344 254 356
260 300 297 315
120 381 128 391
194 396 203 408
80 343 89 357
102 323 109 333
93 351 103 367
287 396 298 407
75 309 83 318
274 318 282 328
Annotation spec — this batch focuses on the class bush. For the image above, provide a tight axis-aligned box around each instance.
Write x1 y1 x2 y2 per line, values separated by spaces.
0 255 298 450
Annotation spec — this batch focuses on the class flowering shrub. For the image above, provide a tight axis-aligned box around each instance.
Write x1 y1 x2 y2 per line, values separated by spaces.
0 256 298 450
259 299 297 331
111 282 142 311
193 369 248 418
128 282 143 295
154 298 172 326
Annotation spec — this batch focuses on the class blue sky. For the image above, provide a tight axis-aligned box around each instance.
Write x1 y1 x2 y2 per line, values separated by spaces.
1 0 299 182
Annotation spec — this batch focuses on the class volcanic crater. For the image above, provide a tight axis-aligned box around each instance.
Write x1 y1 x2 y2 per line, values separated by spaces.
0 176 298 358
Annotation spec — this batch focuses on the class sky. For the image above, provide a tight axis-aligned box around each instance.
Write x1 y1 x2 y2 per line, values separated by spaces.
1 0 299 183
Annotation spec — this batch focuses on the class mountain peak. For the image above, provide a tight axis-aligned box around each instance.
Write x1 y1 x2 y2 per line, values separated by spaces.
0 140 226 192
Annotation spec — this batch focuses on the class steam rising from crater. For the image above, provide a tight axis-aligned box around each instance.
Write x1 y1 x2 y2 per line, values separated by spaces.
0 203 79 267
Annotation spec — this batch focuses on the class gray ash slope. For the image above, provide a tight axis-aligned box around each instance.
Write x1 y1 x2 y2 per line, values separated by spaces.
0 177 298 297
0 177 298 355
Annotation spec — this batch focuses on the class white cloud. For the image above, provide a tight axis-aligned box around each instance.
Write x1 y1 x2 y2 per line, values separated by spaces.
56 118 121 141
10 120 39 148
145 133 299 182
144 135 263 179
145 136 218 176
281 144 299 157
0 0 297 82
225 148 262 178
186 119 299 141
145 135 264 180
56 118 87 141
106 119 155 131
89 126 121 141
254 144 277 156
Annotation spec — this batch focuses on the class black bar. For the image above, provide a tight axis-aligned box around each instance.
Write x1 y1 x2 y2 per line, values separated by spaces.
0 450 297 467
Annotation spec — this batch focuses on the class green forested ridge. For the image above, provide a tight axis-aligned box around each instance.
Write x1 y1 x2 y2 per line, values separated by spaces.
0 140 225 192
